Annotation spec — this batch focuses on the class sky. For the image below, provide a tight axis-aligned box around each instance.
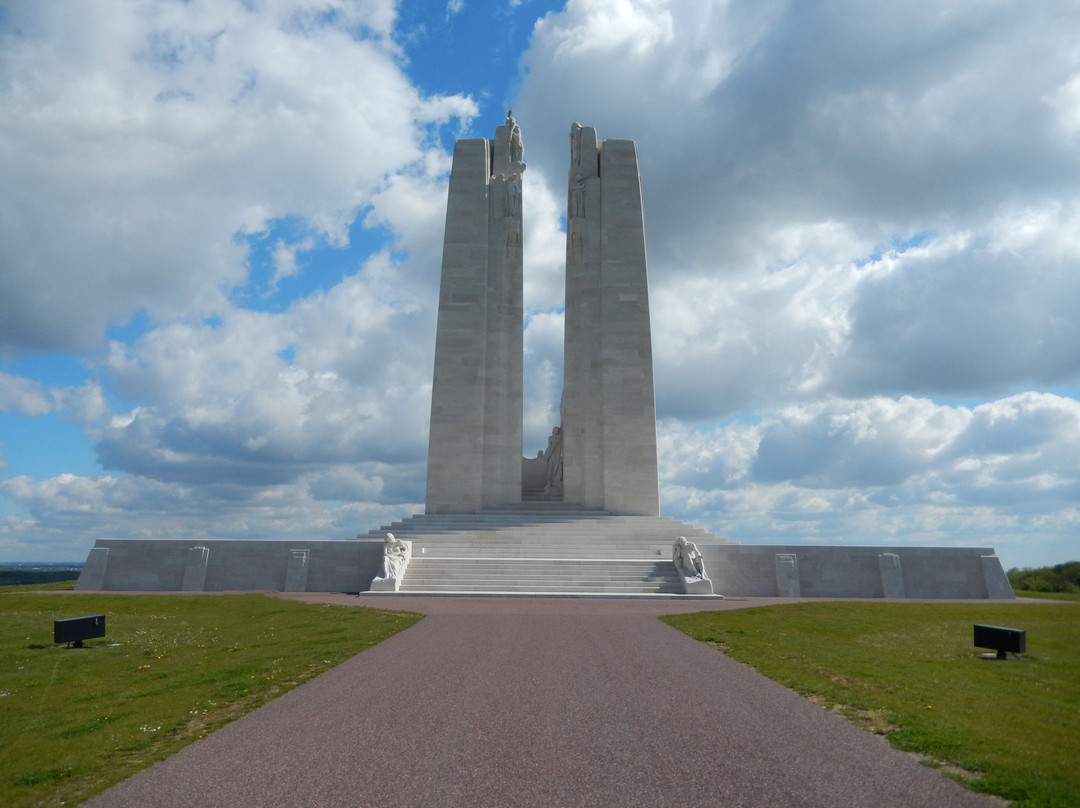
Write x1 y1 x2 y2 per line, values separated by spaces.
1 0 1079 569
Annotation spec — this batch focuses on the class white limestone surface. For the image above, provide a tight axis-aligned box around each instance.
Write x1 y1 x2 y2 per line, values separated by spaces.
426 115 524 513
699 544 1015 599
74 538 385 592
562 126 659 516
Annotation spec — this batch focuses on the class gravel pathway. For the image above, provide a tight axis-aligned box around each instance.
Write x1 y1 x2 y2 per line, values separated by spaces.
85 595 999 808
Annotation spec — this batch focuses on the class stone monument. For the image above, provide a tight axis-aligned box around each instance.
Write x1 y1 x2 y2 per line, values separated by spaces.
426 111 525 513
72 118 1015 601
426 118 659 516
561 124 659 515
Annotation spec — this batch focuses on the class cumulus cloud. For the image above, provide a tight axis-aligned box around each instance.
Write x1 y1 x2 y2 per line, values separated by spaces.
0 0 474 356
0 0 467 555
833 205 1080 396
0 471 414 561
0 372 55 416
93 253 434 493
517 0 1080 414
659 393 1080 557
3 0 1080 569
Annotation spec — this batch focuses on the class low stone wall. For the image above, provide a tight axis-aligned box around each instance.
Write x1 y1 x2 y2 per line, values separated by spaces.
74 539 385 593
698 544 1014 599
74 538 1015 599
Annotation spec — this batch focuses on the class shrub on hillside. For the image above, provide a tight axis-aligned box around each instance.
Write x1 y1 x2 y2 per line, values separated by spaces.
1007 561 1080 593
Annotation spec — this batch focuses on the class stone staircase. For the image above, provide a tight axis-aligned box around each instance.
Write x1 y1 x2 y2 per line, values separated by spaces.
359 504 734 596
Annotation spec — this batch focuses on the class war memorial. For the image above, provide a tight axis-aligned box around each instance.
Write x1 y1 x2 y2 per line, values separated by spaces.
76 117 1013 600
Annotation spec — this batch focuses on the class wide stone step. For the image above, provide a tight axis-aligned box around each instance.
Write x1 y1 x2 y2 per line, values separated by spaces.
361 513 727 596
396 557 682 594
403 567 677 580
361 509 734 542
389 574 691 595
521 491 563 502
367 519 621 534
398 586 683 594
369 524 725 542
373 513 708 524
382 547 703 558
404 559 677 570
408 542 671 548
402 578 679 588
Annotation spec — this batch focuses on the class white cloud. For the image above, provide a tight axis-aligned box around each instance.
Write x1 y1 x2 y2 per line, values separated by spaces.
0 0 474 355
535 0 675 60
827 204 1080 397
270 237 315 288
4 0 1080 570
0 1 475 556
517 0 1080 414
658 393 1080 566
0 470 419 561
0 372 54 416
92 252 434 492
521 170 567 315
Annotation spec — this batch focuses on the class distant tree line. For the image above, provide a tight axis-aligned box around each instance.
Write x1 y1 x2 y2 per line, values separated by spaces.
1007 561 1080 593
0 567 81 587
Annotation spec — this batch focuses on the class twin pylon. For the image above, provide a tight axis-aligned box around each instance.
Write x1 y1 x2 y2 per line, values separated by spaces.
426 115 659 516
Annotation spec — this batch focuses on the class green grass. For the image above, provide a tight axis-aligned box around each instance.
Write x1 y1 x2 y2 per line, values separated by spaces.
1017 591 1080 603
662 602 1080 808
0 593 422 807
0 567 81 589
0 580 77 593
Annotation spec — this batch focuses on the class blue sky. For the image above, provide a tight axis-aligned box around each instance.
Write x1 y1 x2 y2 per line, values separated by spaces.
2 0 1079 568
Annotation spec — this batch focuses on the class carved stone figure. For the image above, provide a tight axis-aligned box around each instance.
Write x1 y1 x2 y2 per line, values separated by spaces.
569 173 586 219
510 125 523 164
506 109 524 165
543 426 564 493
569 121 582 167
376 533 410 582
673 536 707 581
505 173 522 218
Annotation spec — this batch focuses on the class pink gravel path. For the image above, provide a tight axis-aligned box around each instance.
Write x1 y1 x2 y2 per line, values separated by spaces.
84 595 999 808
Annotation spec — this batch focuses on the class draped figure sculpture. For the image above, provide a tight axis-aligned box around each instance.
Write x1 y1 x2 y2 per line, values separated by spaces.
370 533 412 591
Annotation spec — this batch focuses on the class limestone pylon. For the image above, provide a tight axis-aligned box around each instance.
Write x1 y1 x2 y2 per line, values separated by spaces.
425 118 659 517
426 113 525 513
561 124 660 515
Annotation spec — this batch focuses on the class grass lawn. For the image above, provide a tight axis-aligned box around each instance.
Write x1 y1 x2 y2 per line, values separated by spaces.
662 601 1080 808
0 592 422 808
1016 591 1080 603
0 580 78 593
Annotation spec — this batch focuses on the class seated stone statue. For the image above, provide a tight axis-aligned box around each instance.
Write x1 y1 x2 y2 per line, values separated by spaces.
372 533 411 590
673 536 708 581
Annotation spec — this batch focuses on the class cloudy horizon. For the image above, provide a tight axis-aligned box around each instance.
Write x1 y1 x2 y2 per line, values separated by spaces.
2 0 1078 569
